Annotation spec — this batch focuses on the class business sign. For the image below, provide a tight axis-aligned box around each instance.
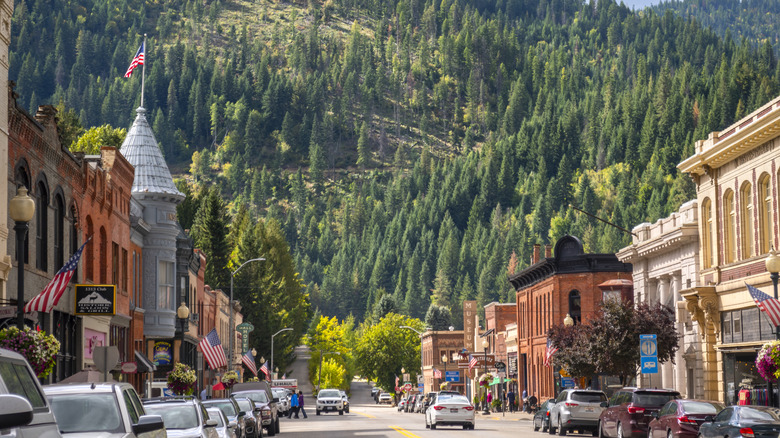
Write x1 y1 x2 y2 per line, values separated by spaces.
121 362 138 374
74 285 116 315
445 371 460 382
463 300 477 351
561 377 575 388
236 322 254 353
640 334 658 374
457 354 495 369
153 341 172 366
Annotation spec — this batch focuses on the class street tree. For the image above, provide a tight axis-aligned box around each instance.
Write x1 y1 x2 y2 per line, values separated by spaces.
424 304 452 330
354 313 424 391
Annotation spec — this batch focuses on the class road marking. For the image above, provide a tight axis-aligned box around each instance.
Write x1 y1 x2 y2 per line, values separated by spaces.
391 425 423 438
354 411 377 419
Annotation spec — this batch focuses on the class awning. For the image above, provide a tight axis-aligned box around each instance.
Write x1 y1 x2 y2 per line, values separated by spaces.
135 350 157 373
490 377 503 386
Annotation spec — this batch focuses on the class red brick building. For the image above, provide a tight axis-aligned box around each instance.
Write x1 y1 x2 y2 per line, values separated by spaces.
421 329 465 394
509 236 633 401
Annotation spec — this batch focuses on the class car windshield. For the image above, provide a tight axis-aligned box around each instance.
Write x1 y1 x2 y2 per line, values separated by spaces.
634 392 680 407
204 400 237 417
235 399 253 412
207 409 225 427
683 402 724 414
49 393 123 433
234 391 269 403
440 395 470 404
740 407 780 421
273 390 286 398
319 390 341 398
571 392 607 403
144 403 200 429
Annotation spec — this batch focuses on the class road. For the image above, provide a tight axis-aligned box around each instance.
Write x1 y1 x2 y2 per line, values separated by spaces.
278 379 555 438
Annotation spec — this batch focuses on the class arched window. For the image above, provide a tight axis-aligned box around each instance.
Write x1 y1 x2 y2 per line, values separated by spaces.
702 198 714 269
569 290 581 325
99 227 107 284
740 182 754 259
724 190 736 264
85 216 94 281
53 194 65 269
759 174 773 255
36 180 49 272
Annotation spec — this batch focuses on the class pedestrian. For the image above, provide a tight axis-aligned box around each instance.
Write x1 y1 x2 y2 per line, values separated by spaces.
200 387 208 401
522 388 528 411
527 394 538 413
486 391 492 412
298 390 308 418
289 391 300 418
507 388 515 413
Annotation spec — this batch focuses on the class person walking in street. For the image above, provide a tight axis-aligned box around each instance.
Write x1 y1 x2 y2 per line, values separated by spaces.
298 390 308 418
507 388 515 413
289 391 300 418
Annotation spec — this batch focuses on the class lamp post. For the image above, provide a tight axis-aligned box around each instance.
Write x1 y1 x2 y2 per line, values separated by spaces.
442 354 448 388
177 302 190 364
482 338 490 414
317 350 341 392
9 187 35 329
564 313 574 327
271 327 293 382
229 257 265 372
400 325 426 392
765 249 780 407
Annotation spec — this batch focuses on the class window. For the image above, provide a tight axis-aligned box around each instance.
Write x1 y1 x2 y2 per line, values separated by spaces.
740 182 754 259
569 290 581 324
702 198 714 269
122 390 140 424
112 242 119 286
724 190 736 264
36 180 49 271
122 249 128 292
99 227 107 284
85 217 94 280
759 174 773 255
53 194 64 269
0 359 47 408
723 313 732 337
70 205 78 282
733 312 741 334
158 261 175 310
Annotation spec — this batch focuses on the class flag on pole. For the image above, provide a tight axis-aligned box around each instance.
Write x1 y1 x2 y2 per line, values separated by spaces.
259 361 271 381
544 339 558 368
199 328 228 369
433 368 442 379
468 354 478 372
747 282 780 326
242 350 257 376
24 237 91 313
124 41 145 78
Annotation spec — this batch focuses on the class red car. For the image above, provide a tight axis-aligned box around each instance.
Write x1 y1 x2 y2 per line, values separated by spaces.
648 400 724 438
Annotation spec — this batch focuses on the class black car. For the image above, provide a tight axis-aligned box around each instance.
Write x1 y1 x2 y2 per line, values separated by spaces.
203 397 260 438
698 405 780 438
534 399 556 432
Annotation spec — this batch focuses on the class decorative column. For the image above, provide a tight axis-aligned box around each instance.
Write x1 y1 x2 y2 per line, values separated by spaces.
658 277 673 390
673 274 686 396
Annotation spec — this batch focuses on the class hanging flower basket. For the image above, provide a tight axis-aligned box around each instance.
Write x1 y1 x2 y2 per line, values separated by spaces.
167 363 197 396
222 370 239 389
757 341 780 381
0 326 60 378
478 373 493 387
245 376 259 383
440 382 449 390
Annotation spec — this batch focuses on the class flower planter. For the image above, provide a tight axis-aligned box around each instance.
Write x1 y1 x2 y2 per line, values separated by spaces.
167 363 197 395
222 370 239 389
0 327 60 378
757 341 780 381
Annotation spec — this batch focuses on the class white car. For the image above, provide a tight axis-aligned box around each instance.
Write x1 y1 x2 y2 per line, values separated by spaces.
378 392 392 404
340 391 350 414
316 389 345 415
271 388 290 416
206 408 238 438
425 392 475 430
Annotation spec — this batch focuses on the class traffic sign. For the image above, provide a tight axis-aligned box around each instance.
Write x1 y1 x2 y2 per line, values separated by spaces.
641 357 658 374
418 383 424 390
640 334 658 374
445 371 460 382
561 377 575 388
403 383 412 391
559 369 570 377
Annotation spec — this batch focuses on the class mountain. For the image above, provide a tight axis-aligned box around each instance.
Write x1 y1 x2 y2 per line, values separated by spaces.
10 0 780 323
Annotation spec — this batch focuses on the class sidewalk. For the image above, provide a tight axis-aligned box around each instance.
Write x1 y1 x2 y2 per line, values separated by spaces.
477 408 534 422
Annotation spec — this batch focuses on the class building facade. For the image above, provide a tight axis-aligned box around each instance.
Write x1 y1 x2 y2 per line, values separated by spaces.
0 0 14 302
678 94 780 405
617 200 702 397
421 329 464 394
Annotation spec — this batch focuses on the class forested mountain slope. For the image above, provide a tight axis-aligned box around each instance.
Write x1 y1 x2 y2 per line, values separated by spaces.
10 0 780 323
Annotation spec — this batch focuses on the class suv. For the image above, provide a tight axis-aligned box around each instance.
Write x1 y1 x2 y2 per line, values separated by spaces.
598 388 681 438
0 348 61 437
44 382 166 437
202 397 256 438
143 396 218 438
231 382 279 436
271 388 290 417
548 389 607 435
316 389 345 415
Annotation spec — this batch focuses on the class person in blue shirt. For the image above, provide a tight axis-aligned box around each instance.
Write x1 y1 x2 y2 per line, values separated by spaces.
289 392 300 418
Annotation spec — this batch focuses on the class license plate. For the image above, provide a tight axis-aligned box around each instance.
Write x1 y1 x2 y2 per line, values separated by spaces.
450 409 458 413
585 408 594 412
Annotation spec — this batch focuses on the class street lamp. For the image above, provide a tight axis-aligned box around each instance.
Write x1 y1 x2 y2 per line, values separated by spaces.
400 325 425 392
177 302 190 363
229 257 265 371
9 187 35 329
564 314 574 327
482 337 490 414
317 351 341 392
271 327 293 381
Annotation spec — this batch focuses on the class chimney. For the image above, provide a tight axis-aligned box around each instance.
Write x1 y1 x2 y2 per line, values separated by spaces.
545 244 552 258
533 244 541 264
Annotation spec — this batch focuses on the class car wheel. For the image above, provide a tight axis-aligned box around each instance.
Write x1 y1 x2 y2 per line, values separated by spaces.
667 430 674 438
592 429 598 437
558 418 567 436
431 422 437 430
267 422 276 437
549 419 557 435
339 410 344 415
599 422 606 438
617 423 623 438
316 410 320 416
535 420 540 432
275 419 280 434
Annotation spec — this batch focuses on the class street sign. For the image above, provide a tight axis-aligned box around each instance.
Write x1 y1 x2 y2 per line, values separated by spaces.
418 383 424 390
93 346 120 382
445 371 460 382
403 373 410 382
559 369 570 377
640 334 658 374
403 383 412 391
561 377 575 388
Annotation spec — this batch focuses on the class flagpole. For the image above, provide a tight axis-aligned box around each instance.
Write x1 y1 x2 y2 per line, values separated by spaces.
141 34 146 108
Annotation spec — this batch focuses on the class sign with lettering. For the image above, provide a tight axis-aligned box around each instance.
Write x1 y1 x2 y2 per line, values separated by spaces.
74 285 116 315
153 341 172 366
457 353 495 369
463 300 477 352
236 322 254 353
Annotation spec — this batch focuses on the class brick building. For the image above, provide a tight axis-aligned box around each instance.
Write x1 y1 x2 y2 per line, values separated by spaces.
421 328 464 394
509 235 632 400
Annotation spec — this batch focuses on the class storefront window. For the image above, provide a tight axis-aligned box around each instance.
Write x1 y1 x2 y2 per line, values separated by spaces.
723 353 769 406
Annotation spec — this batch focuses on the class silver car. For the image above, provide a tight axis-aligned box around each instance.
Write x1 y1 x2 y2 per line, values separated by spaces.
143 397 219 438
271 389 289 416
0 348 62 438
548 389 607 436
44 382 166 438
206 408 238 438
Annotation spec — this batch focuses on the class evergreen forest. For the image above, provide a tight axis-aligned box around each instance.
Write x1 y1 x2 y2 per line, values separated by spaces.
11 0 780 325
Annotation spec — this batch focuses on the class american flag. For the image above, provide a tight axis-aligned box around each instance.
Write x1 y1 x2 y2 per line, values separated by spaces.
124 42 145 78
433 368 442 379
242 350 257 376
747 283 780 326
259 361 271 381
468 354 478 372
24 238 91 313
544 339 558 368
199 328 227 369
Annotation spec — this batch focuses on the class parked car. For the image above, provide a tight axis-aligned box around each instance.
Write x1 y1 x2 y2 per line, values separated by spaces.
316 388 345 415
233 398 270 438
44 382 166 438
0 348 62 437
143 396 218 438
422 392 437 412
206 407 238 438
397 396 408 412
271 389 290 417
202 397 256 438
598 388 681 438
698 406 780 438
534 399 557 432
648 400 724 438
415 395 426 413
424 392 476 430
549 389 608 436
405 395 417 413
232 382 280 436
371 387 380 398
378 392 392 404
340 391 350 414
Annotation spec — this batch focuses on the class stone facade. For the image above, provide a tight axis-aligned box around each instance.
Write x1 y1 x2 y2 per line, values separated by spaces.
678 94 780 405
616 200 702 398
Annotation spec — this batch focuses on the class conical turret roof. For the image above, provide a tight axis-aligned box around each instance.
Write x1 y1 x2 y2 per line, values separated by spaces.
120 107 184 200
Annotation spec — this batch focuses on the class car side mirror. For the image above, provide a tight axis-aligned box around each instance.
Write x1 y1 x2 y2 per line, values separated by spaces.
0 394 33 429
205 418 218 428
703 415 714 423
600 401 608 408
132 414 166 435
272 397 280 403
238 410 246 417
254 407 263 412
228 420 237 428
